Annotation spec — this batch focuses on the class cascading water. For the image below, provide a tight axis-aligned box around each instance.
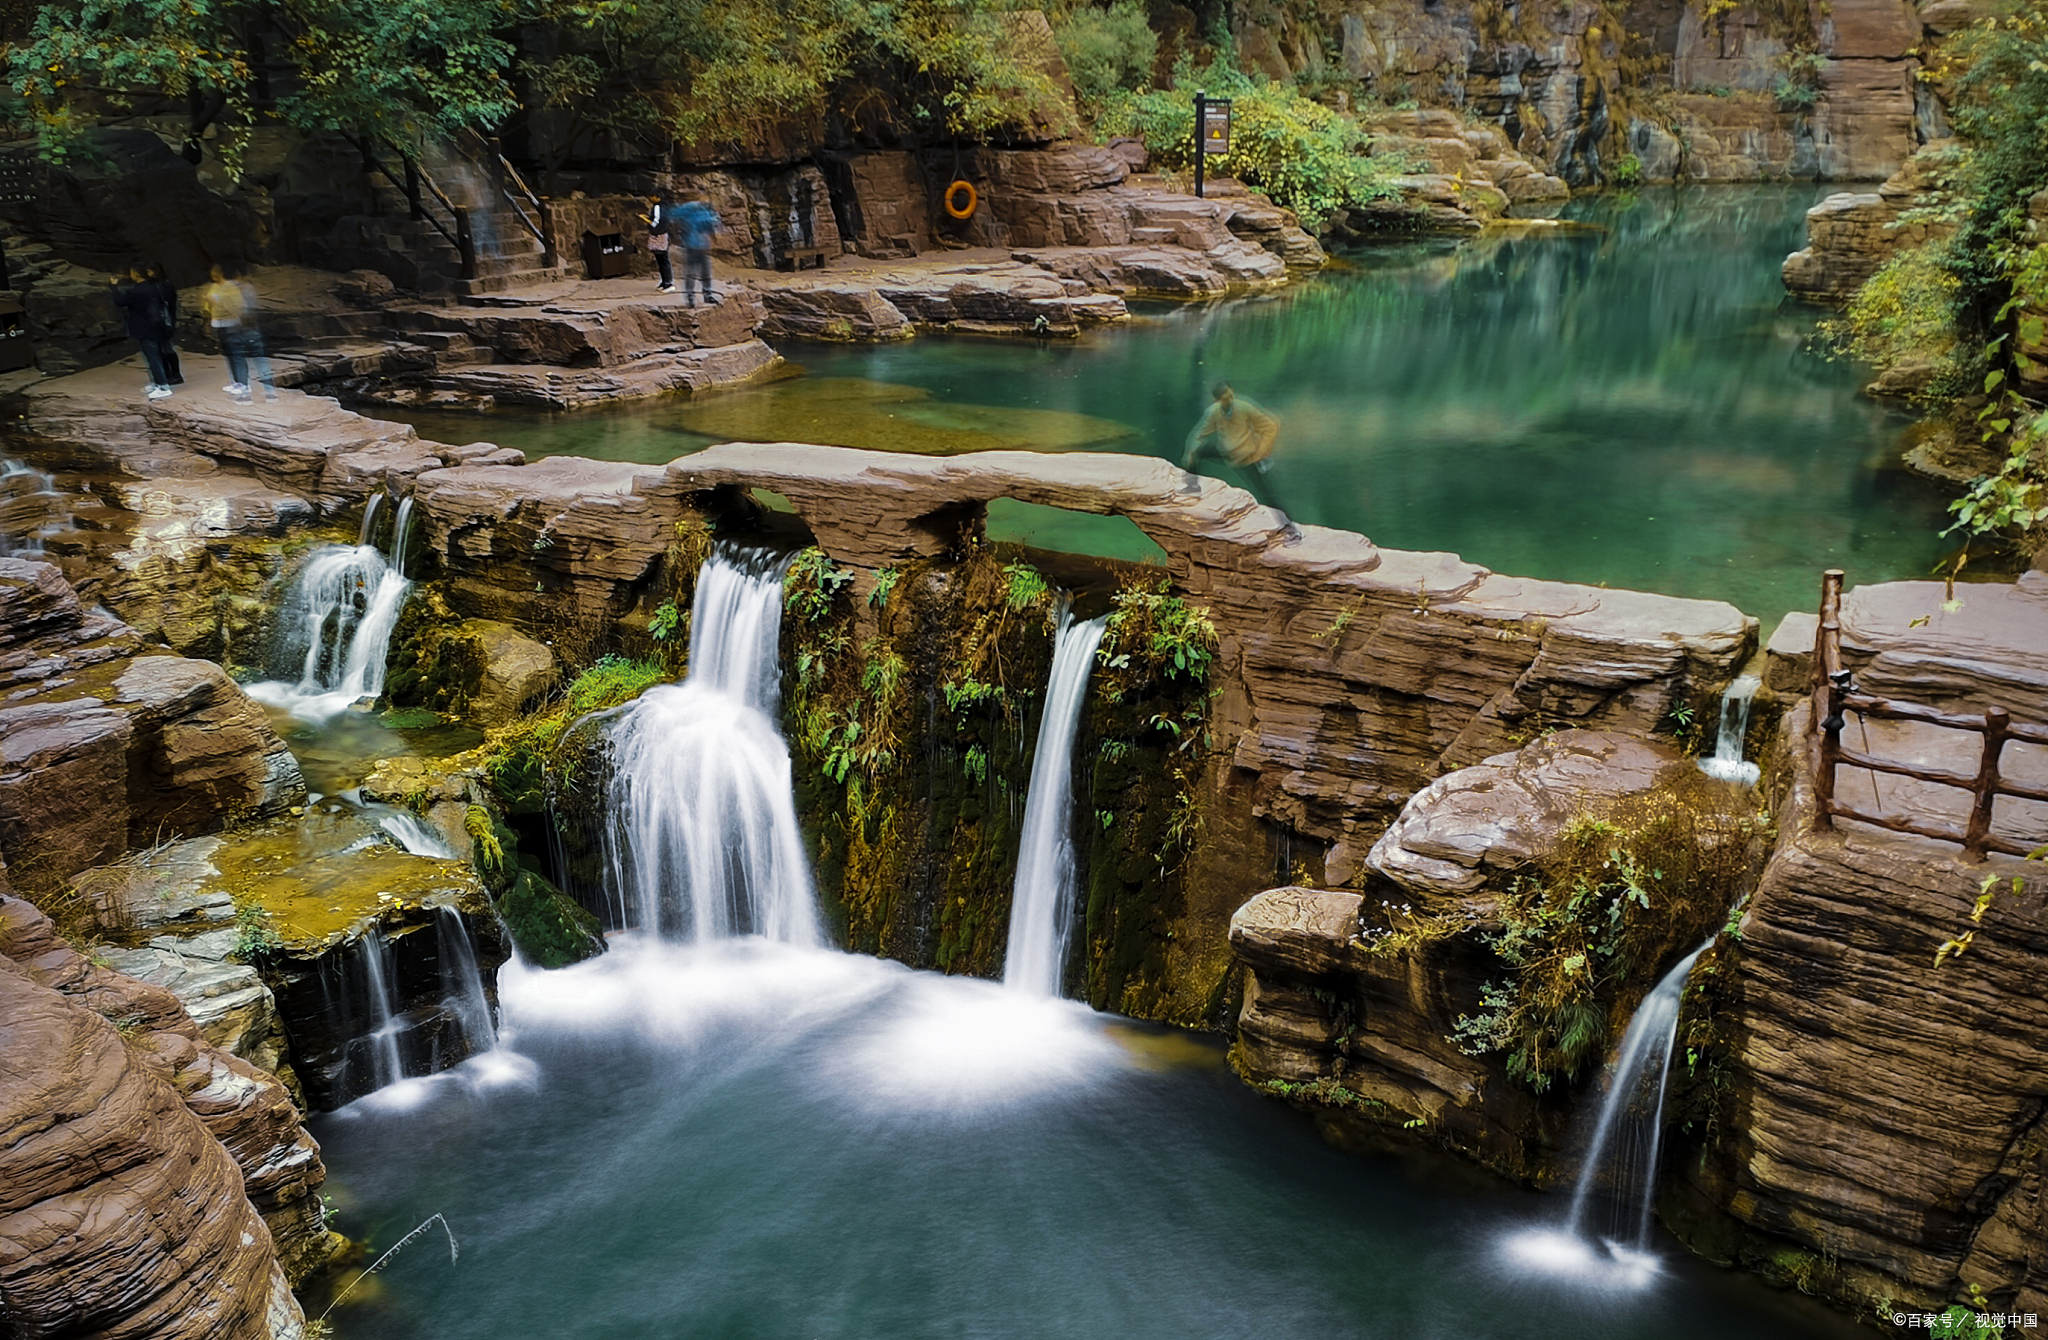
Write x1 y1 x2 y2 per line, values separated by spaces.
376 807 455 859
436 906 497 1056
248 492 414 721
0 457 63 557
1002 608 1109 998
1565 938 1715 1251
354 928 405 1097
1697 675 1762 785
603 545 820 945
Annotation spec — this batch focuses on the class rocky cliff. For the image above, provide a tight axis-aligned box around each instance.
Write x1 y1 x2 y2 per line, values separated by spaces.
0 894 336 1338
0 556 304 888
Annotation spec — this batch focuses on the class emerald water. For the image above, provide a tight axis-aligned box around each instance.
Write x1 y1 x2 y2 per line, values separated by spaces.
385 183 1951 628
314 941 1863 1339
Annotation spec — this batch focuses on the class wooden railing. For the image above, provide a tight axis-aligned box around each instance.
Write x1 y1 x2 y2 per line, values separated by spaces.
468 130 556 267
345 133 476 280
1810 568 2048 860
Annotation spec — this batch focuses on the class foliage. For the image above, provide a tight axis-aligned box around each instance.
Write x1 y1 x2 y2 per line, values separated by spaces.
1258 1076 1381 1111
784 547 857 625
3 0 573 171
1927 0 2048 327
1821 241 1969 391
1608 152 1644 188
1096 578 1218 695
534 0 1073 149
648 601 682 642
230 899 282 962
1771 50 1826 108
1053 0 1156 116
1449 784 1762 1093
1096 52 1405 230
1945 408 2048 553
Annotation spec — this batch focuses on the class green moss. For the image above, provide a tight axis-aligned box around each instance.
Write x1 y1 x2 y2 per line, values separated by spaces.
466 803 603 968
499 869 605 969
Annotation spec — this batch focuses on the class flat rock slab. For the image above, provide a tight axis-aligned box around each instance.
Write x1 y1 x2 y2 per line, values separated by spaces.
1228 886 1367 977
1367 729 1690 899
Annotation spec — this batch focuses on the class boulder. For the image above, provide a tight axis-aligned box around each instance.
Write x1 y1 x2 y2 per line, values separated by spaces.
468 619 559 726
0 893 334 1330
0 560 304 886
1366 730 1690 898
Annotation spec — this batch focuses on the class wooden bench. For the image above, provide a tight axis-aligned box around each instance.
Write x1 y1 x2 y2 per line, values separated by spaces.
775 246 830 272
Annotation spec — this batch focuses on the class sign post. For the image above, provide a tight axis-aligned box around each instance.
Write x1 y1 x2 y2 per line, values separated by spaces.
1194 92 1231 198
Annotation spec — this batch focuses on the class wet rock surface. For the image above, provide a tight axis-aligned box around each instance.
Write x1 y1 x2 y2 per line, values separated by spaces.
1782 142 1956 305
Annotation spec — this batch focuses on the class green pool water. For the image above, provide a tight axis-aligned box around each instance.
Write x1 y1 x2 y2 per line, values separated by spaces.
383 184 1954 630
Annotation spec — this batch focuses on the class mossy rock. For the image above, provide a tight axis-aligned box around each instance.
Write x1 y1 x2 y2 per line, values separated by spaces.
499 868 605 969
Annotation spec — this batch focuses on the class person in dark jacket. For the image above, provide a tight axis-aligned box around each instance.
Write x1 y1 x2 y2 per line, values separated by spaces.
645 194 676 292
110 264 176 399
674 194 721 307
145 262 182 386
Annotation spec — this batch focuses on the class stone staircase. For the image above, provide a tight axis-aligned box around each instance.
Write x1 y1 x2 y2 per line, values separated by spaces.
301 139 567 299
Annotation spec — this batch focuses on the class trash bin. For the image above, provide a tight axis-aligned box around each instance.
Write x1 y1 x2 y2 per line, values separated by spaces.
581 230 630 280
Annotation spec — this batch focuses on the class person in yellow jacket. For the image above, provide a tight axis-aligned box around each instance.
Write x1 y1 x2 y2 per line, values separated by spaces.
202 264 275 403
1182 381 1300 541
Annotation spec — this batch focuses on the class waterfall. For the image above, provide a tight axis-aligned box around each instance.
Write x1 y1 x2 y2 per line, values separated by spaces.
1697 675 1761 785
390 494 417 578
1565 939 1713 1250
0 457 63 557
354 929 405 1098
603 545 820 945
1002 609 1110 998
377 807 454 859
436 906 497 1056
249 499 414 720
357 491 385 548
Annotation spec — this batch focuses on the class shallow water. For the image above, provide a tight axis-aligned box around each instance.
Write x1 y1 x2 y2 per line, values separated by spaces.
316 940 1864 1340
382 184 1951 628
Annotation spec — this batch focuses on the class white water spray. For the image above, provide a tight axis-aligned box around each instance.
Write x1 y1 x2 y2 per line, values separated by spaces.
1002 609 1109 998
603 546 820 945
1697 675 1761 785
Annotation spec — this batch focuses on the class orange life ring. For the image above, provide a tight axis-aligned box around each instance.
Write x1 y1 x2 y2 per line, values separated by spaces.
943 179 978 220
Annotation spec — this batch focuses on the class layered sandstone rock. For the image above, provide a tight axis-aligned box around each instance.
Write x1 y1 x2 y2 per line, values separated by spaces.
0 558 303 884
1679 703 2048 1314
0 895 333 1335
1783 141 1957 304
1231 731 1720 1175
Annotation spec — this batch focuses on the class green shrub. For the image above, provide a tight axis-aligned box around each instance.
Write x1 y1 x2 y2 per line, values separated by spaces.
1823 241 1968 390
1098 55 1404 230
1608 152 1644 188
1054 0 1157 116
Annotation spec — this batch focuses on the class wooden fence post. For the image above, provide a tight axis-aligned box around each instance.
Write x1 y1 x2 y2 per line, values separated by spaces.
452 206 476 281
1963 707 2011 861
403 156 424 221
1810 569 1846 833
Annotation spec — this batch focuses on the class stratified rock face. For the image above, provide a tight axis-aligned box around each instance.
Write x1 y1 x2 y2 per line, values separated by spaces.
0 559 304 884
1782 143 1956 304
1230 730 1704 1175
1367 730 1688 898
1694 708 2048 1313
0 895 324 1336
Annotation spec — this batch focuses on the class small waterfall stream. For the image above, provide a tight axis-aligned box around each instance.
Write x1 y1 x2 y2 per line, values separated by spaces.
603 545 820 944
1697 675 1761 785
355 928 405 1097
1566 938 1715 1251
250 491 416 720
436 906 498 1056
1002 609 1109 998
